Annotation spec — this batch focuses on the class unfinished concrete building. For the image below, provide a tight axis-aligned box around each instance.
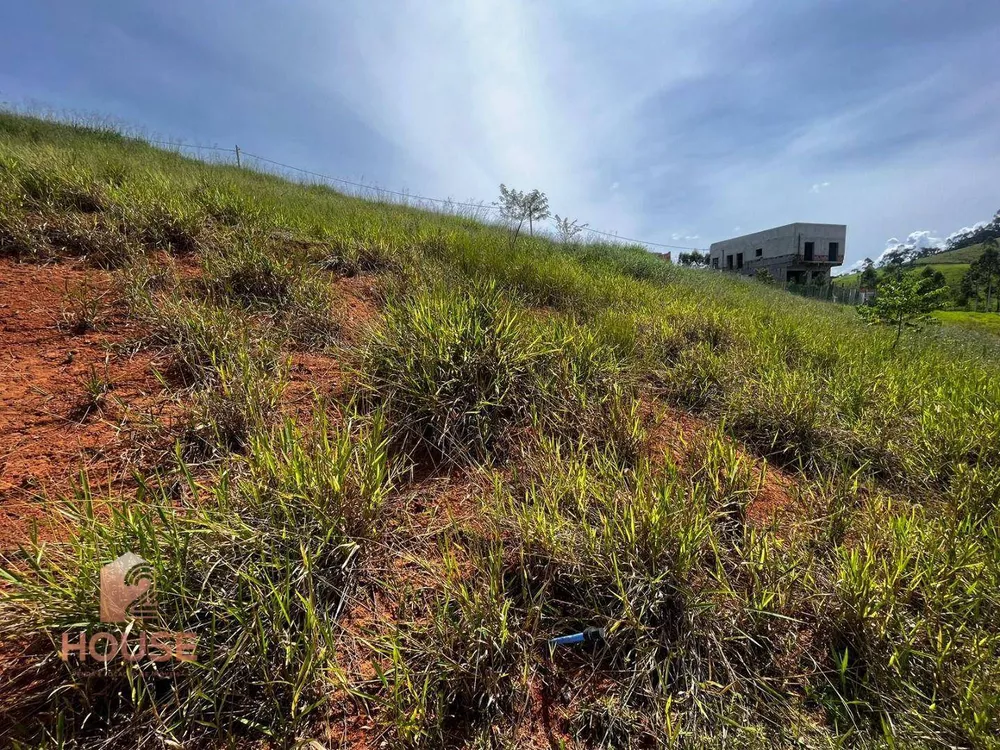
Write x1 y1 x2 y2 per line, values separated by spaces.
709 223 846 284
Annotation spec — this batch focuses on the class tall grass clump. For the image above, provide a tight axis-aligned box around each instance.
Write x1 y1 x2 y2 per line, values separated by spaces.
363 281 645 465
201 232 341 347
0 411 394 747
529 316 644 462
134 297 288 453
374 548 528 746
812 468 1000 748
363 281 540 463
369 433 823 746
202 232 301 307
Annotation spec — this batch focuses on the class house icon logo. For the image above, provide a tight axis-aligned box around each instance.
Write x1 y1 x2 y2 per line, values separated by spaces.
60 552 195 663
99 552 157 623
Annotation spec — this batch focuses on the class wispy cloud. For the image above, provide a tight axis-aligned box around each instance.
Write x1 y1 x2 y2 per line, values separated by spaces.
810 182 831 194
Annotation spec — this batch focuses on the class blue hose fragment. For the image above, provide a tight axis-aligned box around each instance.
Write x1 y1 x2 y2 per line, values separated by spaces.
548 627 605 648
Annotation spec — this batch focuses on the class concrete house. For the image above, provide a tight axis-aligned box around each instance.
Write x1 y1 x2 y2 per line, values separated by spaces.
709 223 846 284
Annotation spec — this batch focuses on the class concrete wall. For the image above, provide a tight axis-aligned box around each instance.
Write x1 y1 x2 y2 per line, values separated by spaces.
708 223 846 283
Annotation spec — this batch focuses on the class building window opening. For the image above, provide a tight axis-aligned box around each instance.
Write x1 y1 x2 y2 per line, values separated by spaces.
804 241 815 261
712 257 719 269
727 255 734 269
755 247 763 258
828 241 839 261
736 252 744 269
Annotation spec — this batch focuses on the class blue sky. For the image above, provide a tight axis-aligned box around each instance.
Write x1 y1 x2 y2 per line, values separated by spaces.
3 1 999 269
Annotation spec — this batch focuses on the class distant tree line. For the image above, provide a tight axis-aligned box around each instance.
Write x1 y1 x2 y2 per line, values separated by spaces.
959 239 1000 311
947 210 1000 253
677 250 710 267
876 208 1000 269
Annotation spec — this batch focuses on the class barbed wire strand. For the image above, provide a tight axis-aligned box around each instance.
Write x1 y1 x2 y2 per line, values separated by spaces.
140 137 706 252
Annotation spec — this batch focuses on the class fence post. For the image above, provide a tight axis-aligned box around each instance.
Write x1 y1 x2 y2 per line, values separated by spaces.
235 145 241 168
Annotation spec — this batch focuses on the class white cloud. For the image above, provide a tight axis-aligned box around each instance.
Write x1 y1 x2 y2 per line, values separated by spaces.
842 258 867 273
609 181 620 191
875 229 943 264
945 221 988 246
809 181 831 193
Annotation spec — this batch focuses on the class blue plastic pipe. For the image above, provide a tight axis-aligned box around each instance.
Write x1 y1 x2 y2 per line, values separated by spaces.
547 627 605 648
549 632 587 646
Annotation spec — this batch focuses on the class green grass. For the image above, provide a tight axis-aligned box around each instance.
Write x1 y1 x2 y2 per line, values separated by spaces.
915 242 989 265
934 309 1000 336
2 111 1000 748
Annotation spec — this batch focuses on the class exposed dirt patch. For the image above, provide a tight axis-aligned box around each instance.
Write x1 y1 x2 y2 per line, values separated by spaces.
0 259 183 547
644 402 800 529
333 274 380 340
643 402 707 466
283 351 347 423
326 467 499 738
280 272 380 423
745 463 800 527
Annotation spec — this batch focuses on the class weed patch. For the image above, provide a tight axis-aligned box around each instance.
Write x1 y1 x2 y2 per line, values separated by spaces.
0 411 394 746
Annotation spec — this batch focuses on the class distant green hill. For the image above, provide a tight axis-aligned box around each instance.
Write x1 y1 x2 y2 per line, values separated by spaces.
834 243 988 299
915 243 988 265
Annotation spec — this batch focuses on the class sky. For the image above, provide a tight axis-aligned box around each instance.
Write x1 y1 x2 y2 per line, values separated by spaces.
2 0 999 270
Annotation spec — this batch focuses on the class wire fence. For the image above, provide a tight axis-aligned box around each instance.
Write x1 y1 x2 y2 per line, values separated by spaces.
784 282 870 306
140 138 706 253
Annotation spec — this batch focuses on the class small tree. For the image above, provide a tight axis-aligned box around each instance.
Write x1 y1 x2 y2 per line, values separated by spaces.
973 239 1000 312
523 189 549 237
859 258 878 290
857 274 949 350
959 266 980 309
754 267 775 284
496 184 550 248
918 266 947 291
553 214 588 244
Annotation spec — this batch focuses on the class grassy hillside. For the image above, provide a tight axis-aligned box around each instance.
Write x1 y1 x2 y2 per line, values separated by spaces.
915 243 989 265
2 113 1000 749
934 310 1000 336
920 261 970 290
837 262 971 296
836 243 988 288
835 251 977 312
914 245 988 303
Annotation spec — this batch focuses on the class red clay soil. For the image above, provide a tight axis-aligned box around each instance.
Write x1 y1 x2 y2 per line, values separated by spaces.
283 351 346 423
281 273 380 423
745 463 800 527
334 274 380 340
644 402 800 528
0 259 180 548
